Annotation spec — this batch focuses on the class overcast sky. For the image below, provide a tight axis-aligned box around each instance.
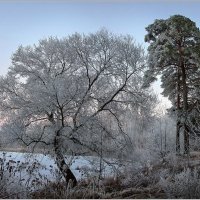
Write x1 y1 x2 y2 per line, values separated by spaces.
0 1 199 108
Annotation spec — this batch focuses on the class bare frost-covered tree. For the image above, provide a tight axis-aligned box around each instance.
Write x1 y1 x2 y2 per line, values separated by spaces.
0 29 148 186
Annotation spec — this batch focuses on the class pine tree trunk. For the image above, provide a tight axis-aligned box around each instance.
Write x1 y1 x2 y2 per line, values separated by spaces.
54 130 77 187
178 39 189 155
181 65 189 155
176 66 181 154
183 125 189 154
176 121 180 154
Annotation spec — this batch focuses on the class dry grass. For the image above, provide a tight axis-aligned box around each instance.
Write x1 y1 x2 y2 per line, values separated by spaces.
31 181 104 199
30 173 167 199
105 187 166 199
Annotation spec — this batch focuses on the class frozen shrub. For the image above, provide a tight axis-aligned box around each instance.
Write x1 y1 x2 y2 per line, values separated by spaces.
0 152 59 198
0 153 28 198
160 168 200 198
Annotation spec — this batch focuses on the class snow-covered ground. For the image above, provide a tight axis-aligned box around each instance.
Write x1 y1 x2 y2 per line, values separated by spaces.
0 151 117 190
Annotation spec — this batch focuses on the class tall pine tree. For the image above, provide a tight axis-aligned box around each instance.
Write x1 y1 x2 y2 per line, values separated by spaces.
144 15 200 154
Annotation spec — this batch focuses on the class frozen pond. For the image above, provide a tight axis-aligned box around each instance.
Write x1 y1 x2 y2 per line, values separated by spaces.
0 151 119 190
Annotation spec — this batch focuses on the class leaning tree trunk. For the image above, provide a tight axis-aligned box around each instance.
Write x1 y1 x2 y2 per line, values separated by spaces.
54 130 77 187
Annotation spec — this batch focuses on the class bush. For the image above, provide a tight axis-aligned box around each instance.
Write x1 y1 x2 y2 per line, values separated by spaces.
0 152 57 198
160 167 200 198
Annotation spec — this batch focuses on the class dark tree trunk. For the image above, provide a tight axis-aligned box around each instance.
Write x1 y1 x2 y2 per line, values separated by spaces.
183 124 189 154
176 121 180 154
181 64 189 154
177 37 189 155
54 130 77 187
176 66 181 154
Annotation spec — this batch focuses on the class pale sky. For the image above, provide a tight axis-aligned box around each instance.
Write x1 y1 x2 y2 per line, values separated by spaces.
0 1 200 108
